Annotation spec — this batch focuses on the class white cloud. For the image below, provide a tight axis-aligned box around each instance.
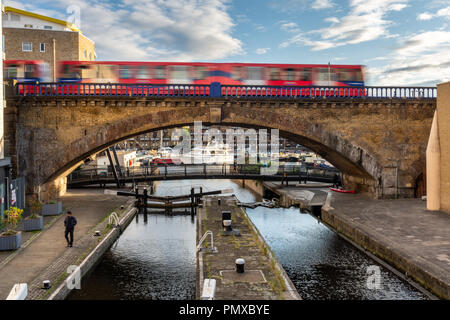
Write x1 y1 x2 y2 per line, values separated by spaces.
256 47 270 55
369 30 450 86
280 0 409 50
311 0 334 9
5 0 244 61
417 12 433 20
324 17 340 23
280 22 300 33
417 5 450 20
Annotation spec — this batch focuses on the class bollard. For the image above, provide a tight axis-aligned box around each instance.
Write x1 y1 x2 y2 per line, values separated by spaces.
43 280 51 289
223 219 232 231
235 258 245 273
222 211 231 227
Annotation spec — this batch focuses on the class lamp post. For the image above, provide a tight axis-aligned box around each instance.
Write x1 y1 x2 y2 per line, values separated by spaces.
328 61 331 86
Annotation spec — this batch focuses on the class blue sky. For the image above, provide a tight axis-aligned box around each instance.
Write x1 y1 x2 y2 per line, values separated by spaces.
5 0 450 86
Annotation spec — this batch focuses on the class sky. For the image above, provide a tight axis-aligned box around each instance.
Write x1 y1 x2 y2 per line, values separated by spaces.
4 0 450 86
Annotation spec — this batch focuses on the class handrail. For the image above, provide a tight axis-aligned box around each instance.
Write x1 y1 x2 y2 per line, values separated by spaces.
108 211 120 227
14 82 437 99
68 163 339 183
197 230 216 252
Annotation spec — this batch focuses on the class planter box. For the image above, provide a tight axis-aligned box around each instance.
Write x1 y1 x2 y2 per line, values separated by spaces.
42 201 62 216
0 232 22 251
23 216 43 231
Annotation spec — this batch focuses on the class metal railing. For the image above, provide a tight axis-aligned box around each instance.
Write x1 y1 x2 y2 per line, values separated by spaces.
68 163 340 185
15 82 437 99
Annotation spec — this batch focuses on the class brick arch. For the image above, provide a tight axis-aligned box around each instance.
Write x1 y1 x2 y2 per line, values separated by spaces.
12 97 435 199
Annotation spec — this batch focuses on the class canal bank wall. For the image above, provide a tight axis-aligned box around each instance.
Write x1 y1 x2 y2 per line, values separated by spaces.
196 195 301 300
48 203 137 300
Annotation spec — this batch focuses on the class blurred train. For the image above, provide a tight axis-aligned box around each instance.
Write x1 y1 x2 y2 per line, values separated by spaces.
4 60 365 87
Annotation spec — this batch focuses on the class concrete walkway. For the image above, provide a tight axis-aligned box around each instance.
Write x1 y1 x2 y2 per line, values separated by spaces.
0 189 127 299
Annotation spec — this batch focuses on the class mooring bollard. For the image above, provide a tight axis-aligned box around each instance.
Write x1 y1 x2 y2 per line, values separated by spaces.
222 210 231 228
236 258 245 273
43 280 51 289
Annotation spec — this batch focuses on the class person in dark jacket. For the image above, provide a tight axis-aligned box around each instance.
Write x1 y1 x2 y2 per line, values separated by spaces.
333 174 341 188
64 211 77 247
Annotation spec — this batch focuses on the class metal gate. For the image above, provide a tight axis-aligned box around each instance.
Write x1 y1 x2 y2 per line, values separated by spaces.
10 177 25 209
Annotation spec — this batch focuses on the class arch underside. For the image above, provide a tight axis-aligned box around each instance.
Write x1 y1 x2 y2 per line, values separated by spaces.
48 120 377 191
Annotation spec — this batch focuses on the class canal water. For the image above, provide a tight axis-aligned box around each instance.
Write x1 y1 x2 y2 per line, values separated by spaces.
69 179 427 300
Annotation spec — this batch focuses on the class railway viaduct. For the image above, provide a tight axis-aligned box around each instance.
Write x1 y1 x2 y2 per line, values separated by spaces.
4 83 436 201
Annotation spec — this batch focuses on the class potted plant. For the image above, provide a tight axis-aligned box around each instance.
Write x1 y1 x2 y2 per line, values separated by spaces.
23 200 43 231
0 207 23 251
42 185 63 216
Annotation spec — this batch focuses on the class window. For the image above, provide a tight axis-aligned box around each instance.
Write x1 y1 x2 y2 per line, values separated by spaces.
83 50 87 58
300 68 311 81
22 42 32 52
247 67 262 80
44 26 53 30
89 52 92 61
231 67 242 80
284 68 295 81
155 66 165 79
136 66 148 79
171 66 188 79
10 14 20 21
338 69 353 81
196 66 207 79
119 66 131 79
354 69 363 82
24 64 35 78
4 66 18 79
40 43 45 52
24 24 33 28
269 68 280 80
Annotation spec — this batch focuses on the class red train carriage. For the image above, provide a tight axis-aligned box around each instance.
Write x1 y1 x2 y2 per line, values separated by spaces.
56 61 365 97
57 60 364 87
4 60 51 95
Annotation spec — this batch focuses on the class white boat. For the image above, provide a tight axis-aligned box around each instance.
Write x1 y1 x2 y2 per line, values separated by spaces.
178 143 234 164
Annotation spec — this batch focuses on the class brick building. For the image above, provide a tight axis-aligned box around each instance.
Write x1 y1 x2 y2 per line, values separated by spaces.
2 6 95 80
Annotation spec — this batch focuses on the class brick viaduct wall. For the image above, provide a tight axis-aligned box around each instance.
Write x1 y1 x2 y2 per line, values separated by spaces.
4 95 435 201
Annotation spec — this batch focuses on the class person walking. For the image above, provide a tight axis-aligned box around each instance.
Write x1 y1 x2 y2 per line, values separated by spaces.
64 211 77 247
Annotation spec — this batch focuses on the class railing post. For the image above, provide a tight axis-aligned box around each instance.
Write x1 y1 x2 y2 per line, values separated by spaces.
210 82 222 98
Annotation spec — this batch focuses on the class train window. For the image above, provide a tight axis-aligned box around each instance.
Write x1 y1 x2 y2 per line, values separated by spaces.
60 65 81 79
119 66 131 79
354 69 363 82
136 66 148 79
338 69 353 81
248 67 262 80
155 66 165 79
196 66 207 79
231 67 242 80
284 68 295 81
269 68 280 80
318 68 329 81
172 66 188 79
4 66 18 79
300 68 311 81
24 64 35 78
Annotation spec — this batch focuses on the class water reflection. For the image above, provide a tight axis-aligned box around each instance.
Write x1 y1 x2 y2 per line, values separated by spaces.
70 179 427 300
